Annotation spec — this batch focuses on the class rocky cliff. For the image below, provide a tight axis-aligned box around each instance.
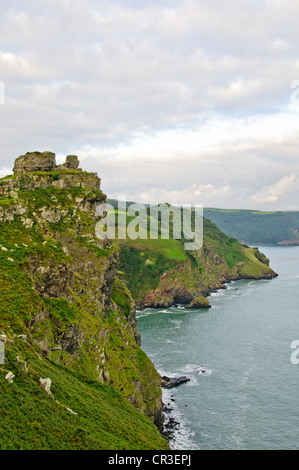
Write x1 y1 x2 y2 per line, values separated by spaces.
0 152 167 449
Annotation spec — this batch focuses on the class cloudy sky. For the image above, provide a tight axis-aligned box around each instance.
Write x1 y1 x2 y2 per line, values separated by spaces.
1 0 299 209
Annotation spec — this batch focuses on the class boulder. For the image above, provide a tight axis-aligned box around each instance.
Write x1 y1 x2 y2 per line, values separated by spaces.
57 155 81 171
13 151 56 174
65 155 79 170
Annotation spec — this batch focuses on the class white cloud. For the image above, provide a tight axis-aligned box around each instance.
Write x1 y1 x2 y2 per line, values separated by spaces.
252 175 298 204
0 51 31 74
0 167 13 179
0 1 299 210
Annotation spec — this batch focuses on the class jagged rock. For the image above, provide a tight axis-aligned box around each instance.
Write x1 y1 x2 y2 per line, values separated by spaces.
13 151 56 174
57 154 81 171
13 151 81 175
54 325 82 355
65 155 79 170
161 375 190 388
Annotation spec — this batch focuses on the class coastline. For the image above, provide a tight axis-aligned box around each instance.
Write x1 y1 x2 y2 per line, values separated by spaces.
136 268 279 446
136 268 278 310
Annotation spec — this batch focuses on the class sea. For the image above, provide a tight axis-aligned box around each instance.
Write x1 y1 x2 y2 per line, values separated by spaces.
136 246 299 450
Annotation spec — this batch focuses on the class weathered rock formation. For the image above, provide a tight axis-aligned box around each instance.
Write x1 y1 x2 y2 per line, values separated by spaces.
57 154 80 170
0 151 163 428
13 151 57 174
161 376 190 388
13 151 80 174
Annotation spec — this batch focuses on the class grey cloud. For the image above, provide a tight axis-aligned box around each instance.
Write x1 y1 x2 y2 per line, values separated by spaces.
0 0 299 209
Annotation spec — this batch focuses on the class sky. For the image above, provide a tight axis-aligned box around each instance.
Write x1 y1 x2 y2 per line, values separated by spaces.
0 0 299 210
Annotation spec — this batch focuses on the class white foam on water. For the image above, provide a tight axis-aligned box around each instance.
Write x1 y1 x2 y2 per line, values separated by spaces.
136 308 166 318
170 305 186 310
281 274 299 281
209 290 225 298
162 388 200 450
185 376 199 387
181 363 213 376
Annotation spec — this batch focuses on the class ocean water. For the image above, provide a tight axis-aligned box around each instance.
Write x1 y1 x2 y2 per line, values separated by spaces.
136 246 299 450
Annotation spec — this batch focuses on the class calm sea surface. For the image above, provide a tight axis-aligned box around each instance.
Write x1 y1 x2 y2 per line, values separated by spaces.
136 246 299 450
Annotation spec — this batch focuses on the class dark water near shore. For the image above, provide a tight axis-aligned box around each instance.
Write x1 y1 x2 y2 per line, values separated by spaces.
136 246 299 450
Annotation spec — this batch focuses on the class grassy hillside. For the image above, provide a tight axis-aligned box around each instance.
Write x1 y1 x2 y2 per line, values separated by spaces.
203 208 299 245
107 201 277 308
0 158 169 450
0 333 169 450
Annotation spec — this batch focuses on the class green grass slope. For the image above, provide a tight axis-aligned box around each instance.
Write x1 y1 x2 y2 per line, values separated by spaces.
0 168 169 450
107 202 277 308
0 334 169 450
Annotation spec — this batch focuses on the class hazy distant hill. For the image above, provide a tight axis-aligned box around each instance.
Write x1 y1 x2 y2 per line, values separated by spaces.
203 208 299 245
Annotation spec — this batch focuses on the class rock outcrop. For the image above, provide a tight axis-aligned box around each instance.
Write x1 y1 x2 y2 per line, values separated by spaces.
13 151 57 174
161 376 190 388
57 154 80 170
0 151 164 428
13 151 81 174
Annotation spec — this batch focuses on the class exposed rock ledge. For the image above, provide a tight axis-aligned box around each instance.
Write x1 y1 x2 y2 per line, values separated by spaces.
161 375 190 389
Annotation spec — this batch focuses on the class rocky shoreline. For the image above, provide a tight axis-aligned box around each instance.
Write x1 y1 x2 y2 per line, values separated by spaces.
161 402 181 441
136 268 278 311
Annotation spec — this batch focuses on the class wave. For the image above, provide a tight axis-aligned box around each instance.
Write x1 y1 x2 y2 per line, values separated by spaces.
162 388 200 450
136 308 166 318
180 363 213 376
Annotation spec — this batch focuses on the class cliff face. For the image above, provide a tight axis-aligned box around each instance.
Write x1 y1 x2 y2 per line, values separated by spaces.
0 152 163 432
